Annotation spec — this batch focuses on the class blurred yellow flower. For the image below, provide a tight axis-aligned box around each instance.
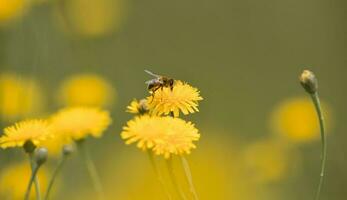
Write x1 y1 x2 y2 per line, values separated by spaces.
126 99 148 114
0 119 52 149
0 0 28 24
107 134 271 200
191 135 270 200
0 73 45 121
51 107 112 140
54 0 126 37
242 139 295 183
39 134 69 157
270 97 331 143
147 81 203 117
58 74 116 108
0 162 48 200
121 115 200 158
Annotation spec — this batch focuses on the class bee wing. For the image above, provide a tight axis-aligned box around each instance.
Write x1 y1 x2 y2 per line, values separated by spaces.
144 69 160 78
145 80 153 85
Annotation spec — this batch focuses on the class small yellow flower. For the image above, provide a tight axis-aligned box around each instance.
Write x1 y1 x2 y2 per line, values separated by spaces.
53 0 126 37
270 97 331 143
0 73 45 121
0 119 52 149
58 74 116 107
147 81 203 117
242 139 295 183
0 0 28 24
126 99 148 114
0 162 48 200
51 107 112 140
121 115 200 158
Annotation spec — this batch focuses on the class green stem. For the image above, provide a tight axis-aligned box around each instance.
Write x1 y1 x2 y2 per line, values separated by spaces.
310 92 327 200
147 151 172 200
25 153 41 200
180 156 199 200
166 157 187 200
44 156 67 200
77 141 105 200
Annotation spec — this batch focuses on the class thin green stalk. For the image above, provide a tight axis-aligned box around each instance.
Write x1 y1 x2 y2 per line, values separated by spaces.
166 158 187 200
147 151 172 200
44 156 67 200
180 156 199 200
25 154 41 200
77 141 105 200
31 153 41 200
311 92 327 200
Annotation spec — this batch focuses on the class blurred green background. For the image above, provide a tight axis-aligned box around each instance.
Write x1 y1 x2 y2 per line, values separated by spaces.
0 0 346 199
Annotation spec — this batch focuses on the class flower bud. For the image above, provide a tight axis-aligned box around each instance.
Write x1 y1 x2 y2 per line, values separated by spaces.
300 70 318 94
62 144 74 156
35 147 48 166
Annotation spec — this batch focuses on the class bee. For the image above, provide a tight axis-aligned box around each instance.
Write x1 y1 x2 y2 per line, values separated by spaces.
145 70 175 95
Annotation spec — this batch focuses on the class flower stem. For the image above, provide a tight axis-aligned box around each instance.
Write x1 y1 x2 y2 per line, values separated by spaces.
77 141 105 200
180 156 199 200
147 151 172 200
25 153 41 200
310 92 327 200
44 156 67 200
166 157 187 200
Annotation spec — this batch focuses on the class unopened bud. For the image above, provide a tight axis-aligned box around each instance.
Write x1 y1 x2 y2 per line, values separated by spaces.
35 147 48 165
300 70 318 94
62 144 74 156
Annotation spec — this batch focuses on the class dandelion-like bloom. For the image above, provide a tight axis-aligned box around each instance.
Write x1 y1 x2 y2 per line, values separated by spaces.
270 97 331 143
0 162 48 200
58 74 116 107
126 99 148 114
121 115 200 158
0 119 52 149
51 107 112 140
147 81 203 117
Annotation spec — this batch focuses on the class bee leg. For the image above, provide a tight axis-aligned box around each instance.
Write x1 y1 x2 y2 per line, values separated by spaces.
149 93 154 103
153 86 160 93
149 87 160 103
169 79 174 91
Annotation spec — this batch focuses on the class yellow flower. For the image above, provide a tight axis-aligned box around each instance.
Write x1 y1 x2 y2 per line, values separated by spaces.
53 0 126 37
0 0 28 24
0 73 45 121
121 115 200 158
105 134 266 200
0 119 52 149
270 96 331 143
126 99 148 114
147 81 203 117
242 139 297 183
51 107 112 140
0 162 48 200
152 118 200 158
39 134 70 157
58 74 116 107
